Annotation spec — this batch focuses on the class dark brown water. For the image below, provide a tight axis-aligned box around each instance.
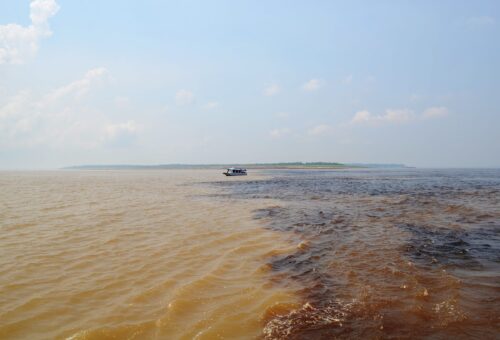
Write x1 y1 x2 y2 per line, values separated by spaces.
210 169 500 339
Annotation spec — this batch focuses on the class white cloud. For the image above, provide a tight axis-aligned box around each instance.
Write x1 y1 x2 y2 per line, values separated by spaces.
0 91 30 120
302 79 322 92
350 109 414 125
0 67 119 149
30 0 60 26
0 91 39 146
467 16 495 29
383 109 414 123
175 89 195 105
350 110 372 124
104 120 139 147
422 106 449 119
39 68 108 107
203 101 218 110
0 0 60 64
307 124 332 136
264 84 280 96
350 107 449 125
269 127 291 138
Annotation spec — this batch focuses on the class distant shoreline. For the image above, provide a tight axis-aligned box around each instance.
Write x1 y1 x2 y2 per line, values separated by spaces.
63 163 409 170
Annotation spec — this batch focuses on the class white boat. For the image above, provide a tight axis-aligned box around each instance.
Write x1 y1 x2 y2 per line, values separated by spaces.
223 168 247 176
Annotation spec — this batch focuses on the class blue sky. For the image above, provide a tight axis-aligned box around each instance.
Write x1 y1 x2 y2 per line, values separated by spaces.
1 0 499 168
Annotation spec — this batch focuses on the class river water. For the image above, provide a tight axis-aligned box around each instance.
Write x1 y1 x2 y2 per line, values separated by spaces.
0 169 499 339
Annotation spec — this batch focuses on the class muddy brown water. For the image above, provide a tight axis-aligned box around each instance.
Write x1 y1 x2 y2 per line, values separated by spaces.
1 169 499 339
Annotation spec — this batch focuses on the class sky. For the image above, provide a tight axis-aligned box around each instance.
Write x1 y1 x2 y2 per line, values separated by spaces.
0 0 499 169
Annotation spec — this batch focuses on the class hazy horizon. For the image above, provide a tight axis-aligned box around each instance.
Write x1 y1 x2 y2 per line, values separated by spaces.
1 1 499 169
2 162 500 171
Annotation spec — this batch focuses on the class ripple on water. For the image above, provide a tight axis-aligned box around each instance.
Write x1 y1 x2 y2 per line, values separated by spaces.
0 171 299 339
1 169 499 339
211 168 500 339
